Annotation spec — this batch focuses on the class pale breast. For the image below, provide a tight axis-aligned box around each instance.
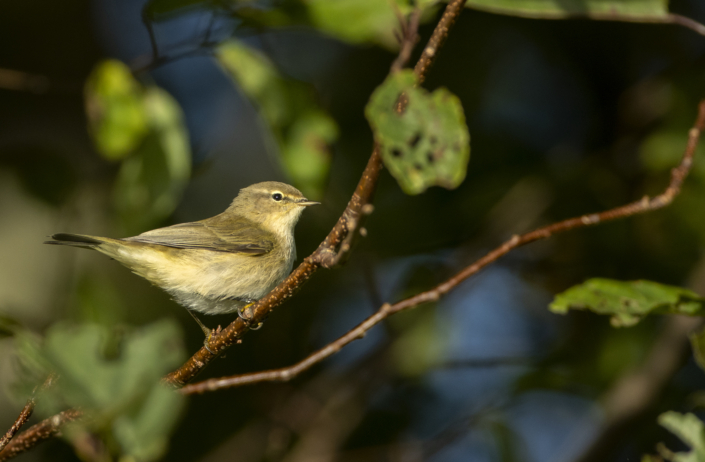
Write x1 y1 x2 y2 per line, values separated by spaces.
108 239 296 315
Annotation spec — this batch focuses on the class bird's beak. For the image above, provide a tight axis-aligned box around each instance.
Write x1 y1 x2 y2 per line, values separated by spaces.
297 199 321 207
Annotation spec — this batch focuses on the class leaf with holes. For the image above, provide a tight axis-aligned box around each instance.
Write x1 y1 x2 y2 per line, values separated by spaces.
365 70 470 195
549 278 705 327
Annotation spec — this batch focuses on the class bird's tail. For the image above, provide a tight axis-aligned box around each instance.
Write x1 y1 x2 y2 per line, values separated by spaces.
44 233 104 249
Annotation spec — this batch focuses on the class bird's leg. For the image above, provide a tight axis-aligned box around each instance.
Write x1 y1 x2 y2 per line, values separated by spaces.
187 310 216 354
236 301 263 330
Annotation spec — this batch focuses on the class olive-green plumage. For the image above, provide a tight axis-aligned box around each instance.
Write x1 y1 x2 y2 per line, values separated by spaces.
45 181 319 317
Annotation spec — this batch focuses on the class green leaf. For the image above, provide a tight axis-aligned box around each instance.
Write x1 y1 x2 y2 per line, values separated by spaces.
549 279 705 327
85 60 149 160
304 0 440 48
14 320 186 461
217 40 337 199
85 59 192 233
658 412 705 462
113 382 184 461
112 86 192 233
304 0 401 48
365 69 470 195
466 0 669 20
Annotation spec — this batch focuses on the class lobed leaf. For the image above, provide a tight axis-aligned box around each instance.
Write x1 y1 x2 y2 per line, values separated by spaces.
658 412 705 462
14 321 186 461
549 278 705 327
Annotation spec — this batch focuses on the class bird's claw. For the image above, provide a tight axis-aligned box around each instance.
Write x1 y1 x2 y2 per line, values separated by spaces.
202 325 222 355
237 302 264 330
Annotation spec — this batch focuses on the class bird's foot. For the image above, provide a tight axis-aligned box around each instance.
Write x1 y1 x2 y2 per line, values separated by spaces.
202 325 222 354
237 302 264 330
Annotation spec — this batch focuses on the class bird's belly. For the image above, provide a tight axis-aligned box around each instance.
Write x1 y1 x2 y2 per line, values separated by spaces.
113 245 292 315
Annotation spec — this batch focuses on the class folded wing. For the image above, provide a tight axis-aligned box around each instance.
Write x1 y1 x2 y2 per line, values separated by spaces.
125 217 274 255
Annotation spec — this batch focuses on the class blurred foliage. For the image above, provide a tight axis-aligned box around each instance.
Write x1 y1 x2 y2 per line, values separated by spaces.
654 412 705 462
14 321 186 461
465 0 669 18
366 69 470 194
85 61 149 160
217 40 336 199
303 0 439 49
86 60 191 233
550 279 705 327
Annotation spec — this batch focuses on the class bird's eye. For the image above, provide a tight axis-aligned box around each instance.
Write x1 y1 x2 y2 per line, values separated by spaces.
272 193 283 201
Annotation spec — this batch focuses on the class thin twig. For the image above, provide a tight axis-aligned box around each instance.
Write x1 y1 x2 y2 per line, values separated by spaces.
0 68 50 93
0 409 82 462
165 0 469 386
390 8 421 73
180 99 705 394
413 0 467 84
0 374 57 453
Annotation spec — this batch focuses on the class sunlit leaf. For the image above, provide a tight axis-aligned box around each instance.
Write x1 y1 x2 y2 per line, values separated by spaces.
305 0 400 48
466 0 669 19
217 40 337 198
85 60 149 160
658 412 705 462
14 321 186 461
112 87 192 233
549 278 705 327
366 69 470 195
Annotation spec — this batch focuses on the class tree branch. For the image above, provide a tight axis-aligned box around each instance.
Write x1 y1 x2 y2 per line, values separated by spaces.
0 409 82 462
165 0 469 386
180 99 705 394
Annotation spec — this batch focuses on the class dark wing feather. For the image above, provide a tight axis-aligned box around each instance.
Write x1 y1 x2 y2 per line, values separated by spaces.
125 217 274 255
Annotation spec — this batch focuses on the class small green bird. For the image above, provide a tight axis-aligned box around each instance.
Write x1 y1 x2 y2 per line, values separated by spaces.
46 181 319 341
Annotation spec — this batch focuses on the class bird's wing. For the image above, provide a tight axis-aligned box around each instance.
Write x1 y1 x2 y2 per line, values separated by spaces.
125 219 274 255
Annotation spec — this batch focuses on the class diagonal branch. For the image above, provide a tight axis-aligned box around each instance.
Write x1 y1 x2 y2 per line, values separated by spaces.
165 0 469 386
180 99 705 394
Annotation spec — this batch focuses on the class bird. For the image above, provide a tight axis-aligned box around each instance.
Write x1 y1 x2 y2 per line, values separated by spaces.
45 181 319 345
